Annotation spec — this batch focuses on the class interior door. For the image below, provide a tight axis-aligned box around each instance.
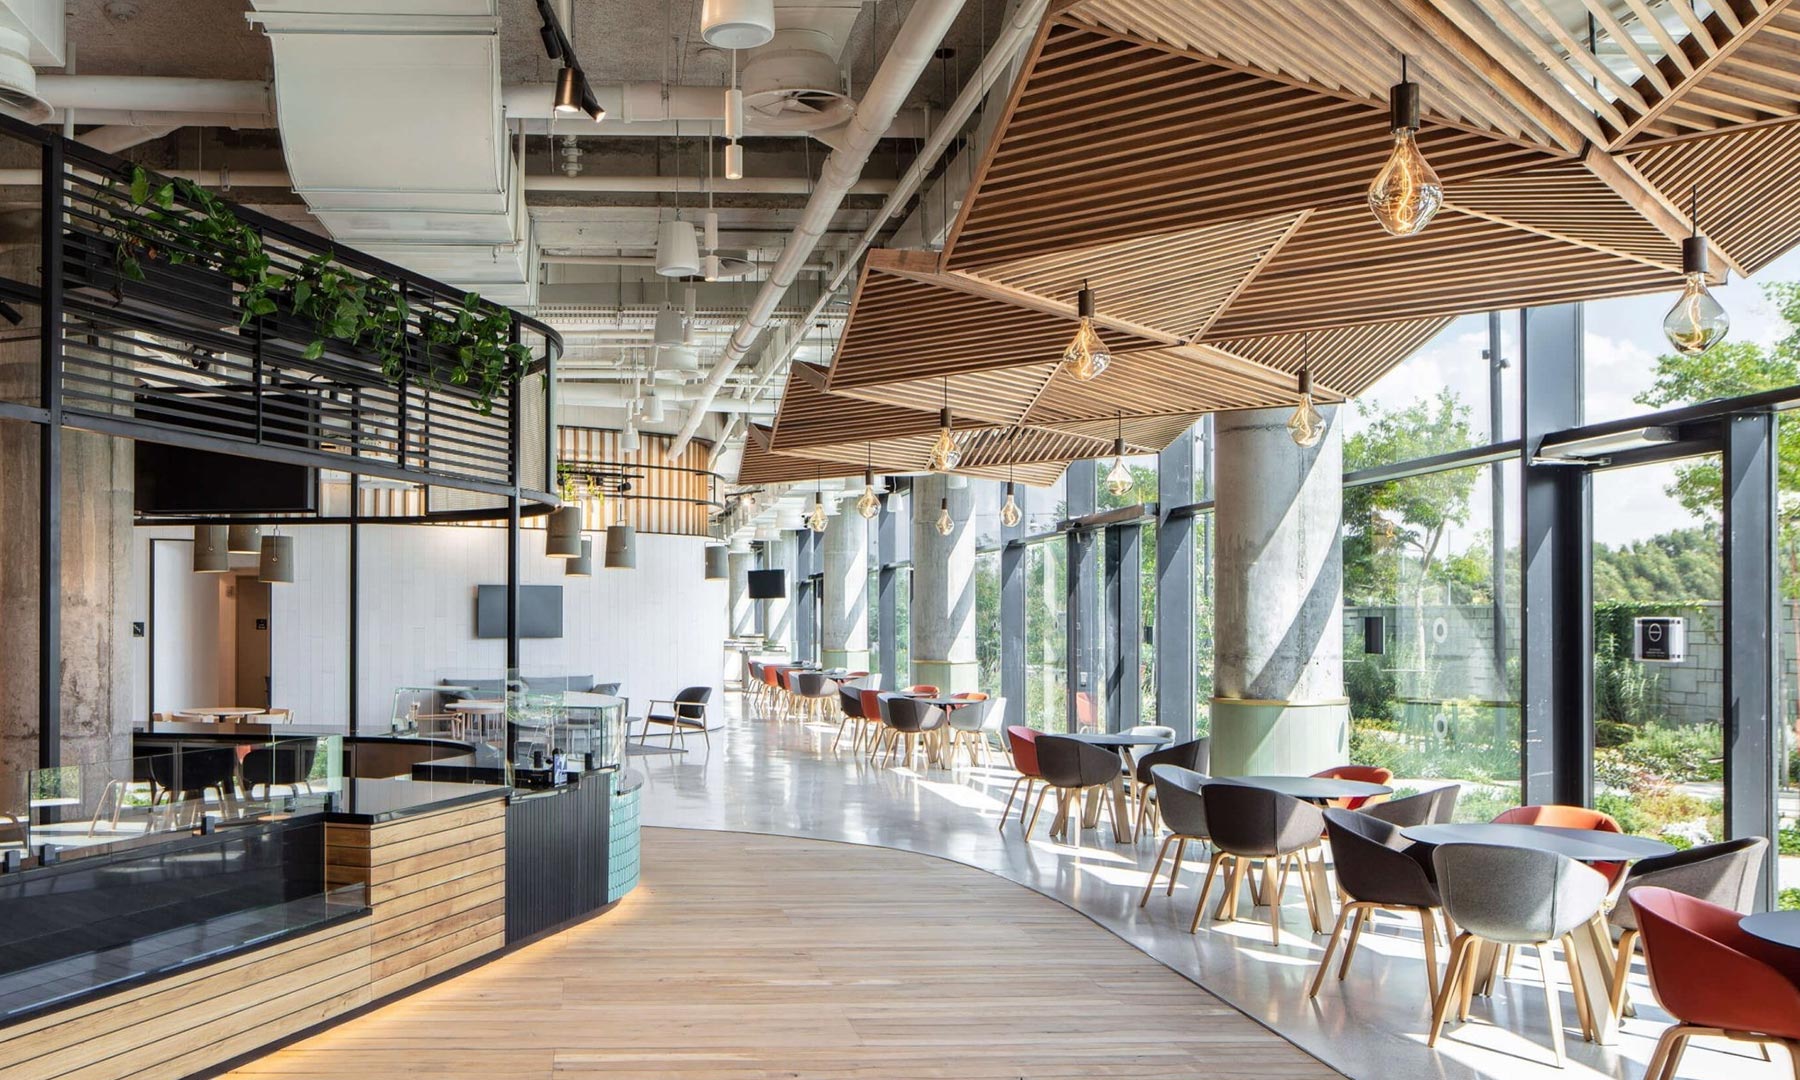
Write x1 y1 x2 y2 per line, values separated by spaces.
234 575 271 708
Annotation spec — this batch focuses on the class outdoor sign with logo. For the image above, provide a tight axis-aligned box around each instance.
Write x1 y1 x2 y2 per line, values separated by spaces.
1634 616 1686 663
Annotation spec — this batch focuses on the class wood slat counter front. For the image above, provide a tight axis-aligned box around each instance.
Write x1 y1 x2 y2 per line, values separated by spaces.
0 780 509 1080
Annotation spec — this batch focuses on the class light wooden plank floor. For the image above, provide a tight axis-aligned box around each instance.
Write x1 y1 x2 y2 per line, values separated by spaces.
226 827 1340 1079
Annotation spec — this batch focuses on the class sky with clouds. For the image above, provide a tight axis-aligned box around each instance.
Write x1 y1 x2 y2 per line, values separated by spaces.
1345 248 1800 551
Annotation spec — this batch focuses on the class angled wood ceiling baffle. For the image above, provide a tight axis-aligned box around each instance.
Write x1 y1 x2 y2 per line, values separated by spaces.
735 422 1071 489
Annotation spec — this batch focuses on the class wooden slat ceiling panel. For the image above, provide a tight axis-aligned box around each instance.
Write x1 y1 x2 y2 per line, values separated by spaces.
1021 346 1292 422
1036 411 1211 454
1626 118 1800 273
1618 5 1800 145
829 362 1059 429
1214 317 1454 398
1199 205 1685 340
964 216 1303 339
828 270 1163 388
1443 161 1683 267
1070 0 1556 143
945 20 1558 271
769 363 942 450
738 426 1070 489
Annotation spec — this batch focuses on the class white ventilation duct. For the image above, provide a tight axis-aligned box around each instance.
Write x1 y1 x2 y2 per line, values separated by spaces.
246 1 533 303
0 4 65 125
741 27 853 133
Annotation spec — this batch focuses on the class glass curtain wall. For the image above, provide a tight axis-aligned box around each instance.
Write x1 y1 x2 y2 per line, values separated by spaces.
1025 539 1069 730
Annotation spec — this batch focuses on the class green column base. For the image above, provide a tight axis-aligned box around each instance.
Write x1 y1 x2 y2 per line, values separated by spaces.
1210 698 1350 777
910 660 979 694
821 648 870 671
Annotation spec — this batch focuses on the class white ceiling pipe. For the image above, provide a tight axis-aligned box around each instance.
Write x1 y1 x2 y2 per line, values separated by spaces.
77 124 178 153
727 0 1046 409
527 174 896 195
38 75 273 114
48 109 273 128
541 253 837 272
558 382 775 413
0 166 293 187
667 0 970 459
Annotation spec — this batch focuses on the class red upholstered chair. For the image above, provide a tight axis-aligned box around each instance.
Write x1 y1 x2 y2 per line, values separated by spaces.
1001 726 1042 832
1630 887 1800 1080
857 688 887 757
1493 804 1626 886
1310 764 1394 810
905 684 940 696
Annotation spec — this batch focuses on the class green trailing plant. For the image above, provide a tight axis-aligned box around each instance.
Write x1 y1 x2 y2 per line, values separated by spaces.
103 165 530 415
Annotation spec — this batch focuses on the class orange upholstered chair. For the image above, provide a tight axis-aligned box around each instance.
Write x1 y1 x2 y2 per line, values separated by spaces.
905 684 940 696
1630 887 1800 1080
1310 764 1394 810
1001 726 1042 832
1493 804 1626 885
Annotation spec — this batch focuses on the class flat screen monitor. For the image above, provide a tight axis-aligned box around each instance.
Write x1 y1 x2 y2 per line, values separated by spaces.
474 585 563 639
747 569 786 600
133 392 318 515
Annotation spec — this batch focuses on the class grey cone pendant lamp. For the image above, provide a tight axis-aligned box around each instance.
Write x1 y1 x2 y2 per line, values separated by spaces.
604 524 637 569
258 533 295 584
547 504 583 557
193 526 229 573
226 524 262 554
566 536 594 577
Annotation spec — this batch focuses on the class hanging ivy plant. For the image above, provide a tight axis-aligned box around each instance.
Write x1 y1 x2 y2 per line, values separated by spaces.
101 165 530 416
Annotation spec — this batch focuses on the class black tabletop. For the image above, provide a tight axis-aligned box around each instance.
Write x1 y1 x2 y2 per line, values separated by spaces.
1228 774 1392 801
912 696 983 707
1402 823 1674 861
1740 911 1800 951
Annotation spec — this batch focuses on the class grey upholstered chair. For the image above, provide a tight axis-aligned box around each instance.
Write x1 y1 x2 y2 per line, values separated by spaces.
831 685 866 753
1311 810 1446 1000
1029 734 1128 844
944 697 997 768
1606 836 1767 1021
1364 785 1461 828
879 694 944 770
1140 764 1210 910
1198 781 1328 942
1429 843 1612 1067
789 671 837 724
1130 737 1210 839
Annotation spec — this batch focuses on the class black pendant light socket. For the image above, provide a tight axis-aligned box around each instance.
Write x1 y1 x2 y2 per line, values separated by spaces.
864 467 875 487
1005 480 1016 497
1076 285 1096 320
1297 368 1313 395
939 405 953 430
1389 79 1420 132
1681 234 1708 276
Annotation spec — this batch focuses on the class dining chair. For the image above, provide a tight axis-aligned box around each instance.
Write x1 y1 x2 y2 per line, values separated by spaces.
1001 725 1042 831
858 688 887 757
904 684 940 697
1198 781 1328 942
1140 764 1209 910
1492 804 1626 885
641 687 713 747
881 694 945 770
148 746 240 827
1428 844 1611 1067
1029 734 1127 845
242 738 319 799
1606 836 1767 1022
944 697 995 768
1130 737 1209 839
1311 809 1446 1001
1310 764 1394 809
746 660 765 710
789 672 837 725
1630 886 1800 1080
831 685 865 752
1364 785 1460 827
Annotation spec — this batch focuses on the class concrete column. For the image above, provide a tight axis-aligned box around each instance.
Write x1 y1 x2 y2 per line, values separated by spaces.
0 426 133 786
727 550 754 638
820 504 869 670
909 475 976 692
1211 405 1347 775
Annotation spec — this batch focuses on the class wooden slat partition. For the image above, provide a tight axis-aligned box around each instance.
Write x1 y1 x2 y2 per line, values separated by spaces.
0 798 507 1080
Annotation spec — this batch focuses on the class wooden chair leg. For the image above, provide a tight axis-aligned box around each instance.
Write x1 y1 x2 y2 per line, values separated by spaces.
1215 856 1248 922
1428 932 1474 1047
1784 1039 1800 1080
1024 785 1052 840
1309 902 1357 998
1190 853 1229 934
1166 837 1188 896
1418 907 1441 1004
1339 906 1371 979
1000 776 1026 829
1140 834 1173 908
1538 941 1566 1068
1019 779 1037 827
1562 933 1595 1042
1265 858 1283 945
1607 927 1637 1024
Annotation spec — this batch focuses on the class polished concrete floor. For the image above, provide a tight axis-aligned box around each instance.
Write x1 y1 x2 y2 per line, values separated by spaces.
636 694 1793 1080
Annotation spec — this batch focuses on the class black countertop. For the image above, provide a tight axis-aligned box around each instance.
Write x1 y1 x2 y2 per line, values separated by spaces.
324 778 508 824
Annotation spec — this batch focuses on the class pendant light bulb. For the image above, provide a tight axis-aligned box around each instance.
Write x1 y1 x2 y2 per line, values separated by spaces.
1663 233 1729 356
1368 72 1443 237
934 497 954 538
1288 368 1325 449
1105 450 1133 498
1000 482 1022 528
808 493 828 533
928 404 960 472
553 66 583 115
856 468 881 519
1063 285 1111 381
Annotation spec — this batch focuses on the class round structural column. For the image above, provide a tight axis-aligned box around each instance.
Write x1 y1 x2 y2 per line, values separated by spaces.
820 504 869 671
909 474 976 692
1211 404 1347 775
727 550 754 639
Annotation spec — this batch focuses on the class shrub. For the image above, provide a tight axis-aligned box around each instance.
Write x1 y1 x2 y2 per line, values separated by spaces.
1779 821 1800 857
1452 787 1516 825
1349 725 1402 776
1782 888 1800 913
1594 791 1648 836
1347 659 1399 727
1620 723 1724 783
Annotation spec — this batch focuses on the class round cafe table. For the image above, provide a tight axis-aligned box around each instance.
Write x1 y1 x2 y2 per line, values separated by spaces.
1045 732 1171 843
175 707 267 722
1229 774 1393 804
1739 911 1800 952
1401 822 1675 1045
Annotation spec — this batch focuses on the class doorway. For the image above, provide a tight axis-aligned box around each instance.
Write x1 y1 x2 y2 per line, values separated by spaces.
233 575 271 708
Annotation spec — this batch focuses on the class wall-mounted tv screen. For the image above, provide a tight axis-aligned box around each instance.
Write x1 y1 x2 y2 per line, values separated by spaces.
133 391 319 515
475 585 563 639
747 569 787 600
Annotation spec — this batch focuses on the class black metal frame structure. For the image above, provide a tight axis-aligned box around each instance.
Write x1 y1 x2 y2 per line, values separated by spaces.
0 118 562 763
